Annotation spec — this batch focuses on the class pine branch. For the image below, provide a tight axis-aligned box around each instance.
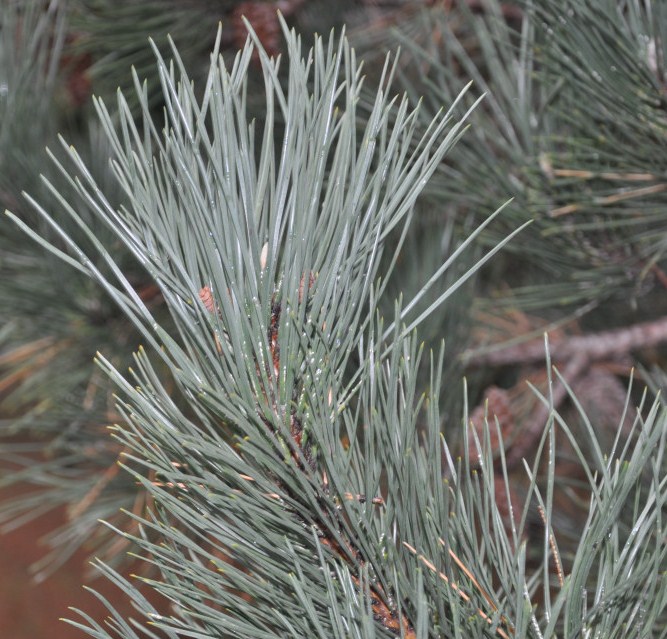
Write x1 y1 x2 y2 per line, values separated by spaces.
7 18 499 636
3 6 666 638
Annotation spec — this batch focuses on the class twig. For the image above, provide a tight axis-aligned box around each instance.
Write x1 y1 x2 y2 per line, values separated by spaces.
537 506 564 588
0 338 72 394
68 457 121 520
202 281 413 637
438 537 498 614
403 542 512 638
463 315 667 368
550 169 658 181
549 183 667 217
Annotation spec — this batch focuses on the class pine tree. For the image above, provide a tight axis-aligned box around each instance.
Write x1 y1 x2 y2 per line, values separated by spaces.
1 1 666 637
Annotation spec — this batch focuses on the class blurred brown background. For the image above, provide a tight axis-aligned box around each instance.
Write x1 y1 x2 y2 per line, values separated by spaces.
0 485 132 639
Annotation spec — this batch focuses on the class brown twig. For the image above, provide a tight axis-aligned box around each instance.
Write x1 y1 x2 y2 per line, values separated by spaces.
403 542 513 638
463 315 667 368
537 506 564 588
550 169 658 182
0 338 73 394
68 456 121 520
549 183 667 217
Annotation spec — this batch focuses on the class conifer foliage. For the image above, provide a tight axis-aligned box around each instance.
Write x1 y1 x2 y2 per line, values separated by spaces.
9 17 507 637
1 2 666 638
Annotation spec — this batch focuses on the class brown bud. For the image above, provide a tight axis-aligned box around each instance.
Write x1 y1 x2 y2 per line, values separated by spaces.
199 286 216 314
